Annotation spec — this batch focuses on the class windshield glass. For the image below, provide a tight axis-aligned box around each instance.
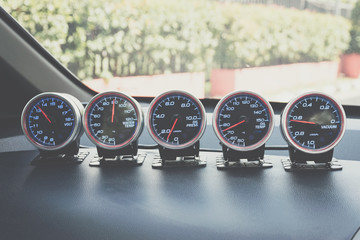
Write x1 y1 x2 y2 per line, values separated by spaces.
2 0 360 105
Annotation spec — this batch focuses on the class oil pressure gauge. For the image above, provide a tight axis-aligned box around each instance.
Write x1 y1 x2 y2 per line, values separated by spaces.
83 91 143 159
147 90 206 162
281 92 346 165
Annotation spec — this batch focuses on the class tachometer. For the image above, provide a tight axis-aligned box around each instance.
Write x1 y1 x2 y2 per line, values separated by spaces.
21 92 83 152
280 92 346 154
83 91 143 150
147 90 206 149
213 91 274 151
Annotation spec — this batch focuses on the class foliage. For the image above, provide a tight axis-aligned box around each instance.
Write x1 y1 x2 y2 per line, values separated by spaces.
216 4 350 68
346 0 360 53
1 0 351 78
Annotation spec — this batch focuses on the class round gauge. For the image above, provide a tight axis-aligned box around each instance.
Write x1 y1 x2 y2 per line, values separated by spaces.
213 91 274 151
21 92 83 151
147 90 206 149
281 92 346 154
83 91 143 149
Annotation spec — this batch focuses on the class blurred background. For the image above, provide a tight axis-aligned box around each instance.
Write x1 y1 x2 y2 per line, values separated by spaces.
2 0 360 105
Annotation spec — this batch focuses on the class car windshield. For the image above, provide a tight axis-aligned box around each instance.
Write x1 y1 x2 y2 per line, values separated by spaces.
2 0 360 105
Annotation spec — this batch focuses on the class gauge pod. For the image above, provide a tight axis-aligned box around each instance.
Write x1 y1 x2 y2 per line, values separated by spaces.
21 92 83 152
147 90 206 150
280 92 346 154
213 91 274 152
83 91 144 150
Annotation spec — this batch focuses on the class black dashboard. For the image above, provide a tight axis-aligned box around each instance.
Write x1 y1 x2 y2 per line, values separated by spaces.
1 98 360 239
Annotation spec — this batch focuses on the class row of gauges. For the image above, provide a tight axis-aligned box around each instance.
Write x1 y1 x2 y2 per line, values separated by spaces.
21 90 346 167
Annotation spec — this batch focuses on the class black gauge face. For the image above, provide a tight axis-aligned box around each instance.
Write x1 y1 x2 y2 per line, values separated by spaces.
213 91 274 151
281 93 346 153
84 92 143 149
147 91 206 149
21 93 80 150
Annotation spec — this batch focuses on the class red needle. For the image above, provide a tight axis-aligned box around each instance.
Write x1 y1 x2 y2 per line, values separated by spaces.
222 120 245 132
290 120 316 125
167 118 178 141
37 106 51 123
111 99 115 123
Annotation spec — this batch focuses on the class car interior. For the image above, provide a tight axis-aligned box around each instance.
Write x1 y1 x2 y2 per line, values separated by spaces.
1 3 360 240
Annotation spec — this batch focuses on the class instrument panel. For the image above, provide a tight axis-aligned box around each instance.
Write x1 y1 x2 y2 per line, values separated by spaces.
20 90 347 170
213 91 274 151
147 90 206 150
83 91 143 150
21 92 83 151
280 92 346 154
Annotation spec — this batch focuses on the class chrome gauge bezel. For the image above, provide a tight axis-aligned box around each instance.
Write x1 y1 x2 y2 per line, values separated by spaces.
280 91 346 154
213 90 275 151
21 92 83 151
146 90 206 150
83 91 144 150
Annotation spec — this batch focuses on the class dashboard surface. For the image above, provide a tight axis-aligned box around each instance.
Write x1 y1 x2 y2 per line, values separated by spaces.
1 148 360 240
1 108 360 240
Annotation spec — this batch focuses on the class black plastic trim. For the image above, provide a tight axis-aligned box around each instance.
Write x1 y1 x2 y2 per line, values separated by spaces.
0 7 96 96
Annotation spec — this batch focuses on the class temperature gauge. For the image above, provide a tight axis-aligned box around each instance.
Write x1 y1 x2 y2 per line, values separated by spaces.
83 91 143 151
213 91 274 151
